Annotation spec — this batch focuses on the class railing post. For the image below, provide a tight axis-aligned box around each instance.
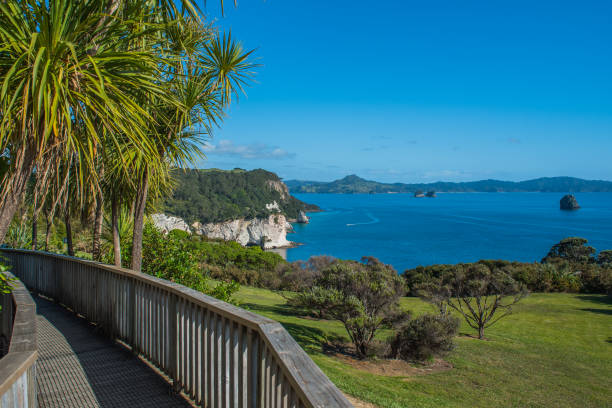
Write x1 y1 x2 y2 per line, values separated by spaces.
129 279 138 355
168 293 180 392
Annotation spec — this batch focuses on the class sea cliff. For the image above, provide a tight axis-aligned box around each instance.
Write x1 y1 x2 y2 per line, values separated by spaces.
193 214 294 248
152 213 295 249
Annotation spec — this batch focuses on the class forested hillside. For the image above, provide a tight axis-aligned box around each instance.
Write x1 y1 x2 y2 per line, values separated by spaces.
162 169 319 223
286 175 612 193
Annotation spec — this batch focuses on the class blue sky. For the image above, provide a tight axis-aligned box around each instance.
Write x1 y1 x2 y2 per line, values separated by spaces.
197 0 612 182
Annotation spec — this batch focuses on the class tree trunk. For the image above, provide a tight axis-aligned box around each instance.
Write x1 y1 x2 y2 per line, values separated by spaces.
478 326 485 340
92 196 104 261
92 164 105 261
65 210 74 257
0 146 37 244
131 168 149 272
45 215 52 251
31 212 38 250
111 195 121 267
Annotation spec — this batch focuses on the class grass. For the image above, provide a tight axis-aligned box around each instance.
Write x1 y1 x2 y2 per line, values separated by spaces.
235 287 612 408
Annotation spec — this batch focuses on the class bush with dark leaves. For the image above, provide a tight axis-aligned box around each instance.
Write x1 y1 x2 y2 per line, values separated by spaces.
390 314 459 361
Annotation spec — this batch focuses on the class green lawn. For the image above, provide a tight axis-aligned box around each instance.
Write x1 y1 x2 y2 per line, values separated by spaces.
235 287 612 408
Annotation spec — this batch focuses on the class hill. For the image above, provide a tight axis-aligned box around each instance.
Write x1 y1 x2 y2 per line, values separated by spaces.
162 168 319 224
286 175 612 194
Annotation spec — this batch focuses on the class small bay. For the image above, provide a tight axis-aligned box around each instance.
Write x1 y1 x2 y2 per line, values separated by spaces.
285 192 612 272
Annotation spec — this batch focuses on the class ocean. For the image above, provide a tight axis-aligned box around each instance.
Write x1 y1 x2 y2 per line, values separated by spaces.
281 192 612 272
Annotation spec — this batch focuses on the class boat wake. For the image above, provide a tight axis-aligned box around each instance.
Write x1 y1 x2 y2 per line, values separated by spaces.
347 213 379 227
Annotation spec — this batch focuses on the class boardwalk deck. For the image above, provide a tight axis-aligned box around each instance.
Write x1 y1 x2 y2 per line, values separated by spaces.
34 296 191 408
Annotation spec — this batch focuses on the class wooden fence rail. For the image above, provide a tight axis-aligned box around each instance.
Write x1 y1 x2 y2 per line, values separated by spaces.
1 249 352 408
0 271 38 408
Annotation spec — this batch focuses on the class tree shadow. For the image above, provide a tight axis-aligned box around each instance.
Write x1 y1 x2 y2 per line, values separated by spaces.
576 295 612 305
579 308 612 316
35 296 191 408
279 321 346 354
240 301 304 318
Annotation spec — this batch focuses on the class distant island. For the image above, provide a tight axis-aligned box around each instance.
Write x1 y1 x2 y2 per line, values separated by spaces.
286 175 612 194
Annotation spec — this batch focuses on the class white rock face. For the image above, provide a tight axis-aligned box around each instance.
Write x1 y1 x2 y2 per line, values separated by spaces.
194 214 293 248
297 210 309 223
265 201 281 212
151 213 191 234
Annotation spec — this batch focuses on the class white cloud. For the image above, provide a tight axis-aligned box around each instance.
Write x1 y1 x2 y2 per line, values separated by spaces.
203 140 295 160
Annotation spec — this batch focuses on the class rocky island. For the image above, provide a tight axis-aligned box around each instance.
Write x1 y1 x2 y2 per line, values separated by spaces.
560 194 580 210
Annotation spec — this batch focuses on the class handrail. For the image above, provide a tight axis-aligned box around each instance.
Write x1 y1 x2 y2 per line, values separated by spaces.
1 248 352 408
0 271 38 408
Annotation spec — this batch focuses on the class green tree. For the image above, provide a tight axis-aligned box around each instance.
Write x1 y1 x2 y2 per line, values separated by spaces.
417 263 527 339
542 237 596 264
128 25 256 272
291 257 406 358
0 0 173 243
597 250 612 266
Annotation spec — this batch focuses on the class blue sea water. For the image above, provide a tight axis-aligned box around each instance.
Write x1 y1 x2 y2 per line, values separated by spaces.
284 193 612 272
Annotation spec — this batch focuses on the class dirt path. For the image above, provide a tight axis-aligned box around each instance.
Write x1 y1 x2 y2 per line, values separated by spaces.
344 394 379 408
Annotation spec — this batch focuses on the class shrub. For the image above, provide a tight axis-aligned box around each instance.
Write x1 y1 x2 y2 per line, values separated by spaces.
542 237 596 264
137 222 240 304
390 314 459 361
0 260 16 312
599 268 612 296
416 262 527 339
290 256 406 358
277 255 336 291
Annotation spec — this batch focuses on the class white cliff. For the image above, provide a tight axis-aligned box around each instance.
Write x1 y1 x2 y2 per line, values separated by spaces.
151 213 191 234
193 214 294 249
265 201 281 212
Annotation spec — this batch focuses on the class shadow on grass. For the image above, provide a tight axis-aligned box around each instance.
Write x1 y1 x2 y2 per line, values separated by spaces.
240 302 305 318
280 321 346 353
576 295 612 305
579 308 612 315
241 301 346 353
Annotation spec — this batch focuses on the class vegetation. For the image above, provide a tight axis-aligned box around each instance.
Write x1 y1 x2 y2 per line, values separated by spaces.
0 0 256 274
542 237 596 264
286 174 612 193
137 224 240 303
405 238 612 297
236 286 612 408
414 263 527 339
0 261 15 311
162 168 319 224
290 257 406 358
389 313 459 361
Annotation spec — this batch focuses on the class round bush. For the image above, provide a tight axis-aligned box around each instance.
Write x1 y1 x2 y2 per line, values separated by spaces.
390 314 459 361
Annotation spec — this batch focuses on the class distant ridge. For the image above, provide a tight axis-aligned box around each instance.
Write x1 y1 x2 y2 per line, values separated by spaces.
285 175 612 194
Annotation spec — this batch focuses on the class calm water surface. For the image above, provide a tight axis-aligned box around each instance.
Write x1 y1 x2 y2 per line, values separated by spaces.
283 193 612 272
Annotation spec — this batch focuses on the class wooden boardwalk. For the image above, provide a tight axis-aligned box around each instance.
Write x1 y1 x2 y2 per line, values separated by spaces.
34 296 191 408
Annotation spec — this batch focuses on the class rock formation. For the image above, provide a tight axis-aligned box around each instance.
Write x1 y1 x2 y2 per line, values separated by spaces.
265 201 281 212
151 214 191 234
560 194 580 210
192 214 293 248
297 210 309 223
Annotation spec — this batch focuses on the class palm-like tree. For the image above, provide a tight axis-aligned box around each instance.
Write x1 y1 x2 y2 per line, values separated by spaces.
127 20 256 271
0 0 171 243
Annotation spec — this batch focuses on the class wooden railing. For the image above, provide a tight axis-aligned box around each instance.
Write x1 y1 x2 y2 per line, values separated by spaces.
0 271 37 408
1 249 352 408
